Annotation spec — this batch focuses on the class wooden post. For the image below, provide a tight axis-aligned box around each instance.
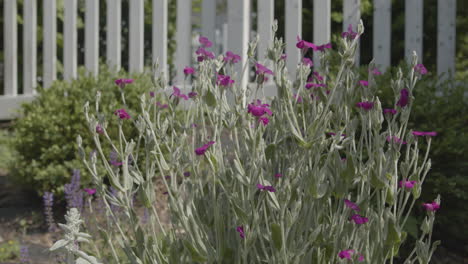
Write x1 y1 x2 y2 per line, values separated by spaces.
43 0 57 88
202 0 216 48
129 0 144 73
153 0 168 80
175 0 192 83
437 0 456 77
107 0 122 71
23 0 37 94
405 0 423 63
4 0 18 95
285 0 302 80
64 0 78 81
343 0 360 66
313 0 331 68
257 0 274 61
228 0 250 99
85 0 99 76
373 0 391 70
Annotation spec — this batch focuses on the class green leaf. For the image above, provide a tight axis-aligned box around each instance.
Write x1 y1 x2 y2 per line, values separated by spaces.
265 144 276 160
183 240 207 262
271 223 283 250
204 90 217 107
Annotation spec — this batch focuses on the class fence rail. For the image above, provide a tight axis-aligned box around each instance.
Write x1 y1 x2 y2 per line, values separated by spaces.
0 0 458 120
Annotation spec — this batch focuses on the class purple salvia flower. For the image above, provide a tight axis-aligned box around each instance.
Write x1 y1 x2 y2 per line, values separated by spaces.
64 170 83 211
109 150 123 166
43 192 56 232
20 245 30 264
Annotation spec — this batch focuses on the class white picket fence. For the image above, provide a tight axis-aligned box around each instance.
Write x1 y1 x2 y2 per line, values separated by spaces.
0 0 457 120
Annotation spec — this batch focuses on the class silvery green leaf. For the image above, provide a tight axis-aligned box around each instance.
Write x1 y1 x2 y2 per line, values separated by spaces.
270 223 282 250
50 239 69 251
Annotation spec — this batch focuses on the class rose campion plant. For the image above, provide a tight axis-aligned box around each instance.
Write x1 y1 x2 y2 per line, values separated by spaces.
71 21 440 263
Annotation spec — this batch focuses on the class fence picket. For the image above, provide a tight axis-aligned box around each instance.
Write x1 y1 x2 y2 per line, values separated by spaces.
23 0 37 94
43 0 57 88
85 0 99 76
405 0 423 63
257 0 274 61
153 0 168 80
313 0 331 68
175 0 192 83
343 0 360 66
202 0 216 48
437 0 456 77
4 0 18 95
129 0 144 73
228 0 250 98
64 0 78 81
373 0 391 70
285 0 302 80
107 0 121 71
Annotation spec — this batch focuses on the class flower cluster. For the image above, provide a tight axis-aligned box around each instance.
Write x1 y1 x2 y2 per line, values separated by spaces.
195 141 215 156
217 74 235 87
224 51 241 64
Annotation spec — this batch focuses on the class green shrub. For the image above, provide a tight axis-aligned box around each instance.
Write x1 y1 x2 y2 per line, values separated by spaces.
8 65 166 196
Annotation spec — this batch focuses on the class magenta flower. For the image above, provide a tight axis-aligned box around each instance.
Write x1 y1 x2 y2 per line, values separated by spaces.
255 63 274 76
156 102 169 109
224 51 241 64
312 71 324 82
149 91 155 97
344 199 360 211
217 74 235 87
195 47 215 62
199 36 213 48
383 108 397 115
195 141 215 156
183 66 195 75
399 180 417 189
412 131 437 137
358 254 365 262
302 57 313 67
114 109 131 119
247 100 273 117
349 214 369 224
115 78 134 87
341 24 358 40
356 101 374 110
387 136 407 145
414 64 428 75
259 116 270 126
280 54 287 60
314 42 332 52
188 92 198 99
338 249 355 260
296 36 315 51
257 183 276 193
275 173 282 178
109 150 123 167
396 88 410 108
183 171 191 177
83 188 96 195
305 83 327 89
359 80 369 86
371 68 382 75
171 86 189 100
293 94 303 103
96 124 104 134
236 226 245 239
422 201 440 212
